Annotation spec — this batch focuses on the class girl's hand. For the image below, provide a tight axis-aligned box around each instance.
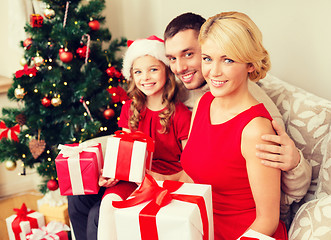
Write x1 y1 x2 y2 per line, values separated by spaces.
98 169 119 188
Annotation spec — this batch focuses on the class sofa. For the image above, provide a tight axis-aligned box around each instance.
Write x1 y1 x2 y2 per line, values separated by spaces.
75 74 331 240
258 74 331 239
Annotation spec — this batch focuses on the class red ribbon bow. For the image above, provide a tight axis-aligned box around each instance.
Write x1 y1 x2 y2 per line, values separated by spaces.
0 121 20 142
113 174 209 240
15 64 38 78
12 203 38 240
127 35 164 47
114 130 154 152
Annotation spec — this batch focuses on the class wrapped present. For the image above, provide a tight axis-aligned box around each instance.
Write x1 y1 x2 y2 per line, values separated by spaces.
37 189 69 226
38 203 69 226
6 203 45 240
103 131 154 183
30 14 43 28
26 221 70 240
238 229 278 240
55 141 103 195
112 174 214 240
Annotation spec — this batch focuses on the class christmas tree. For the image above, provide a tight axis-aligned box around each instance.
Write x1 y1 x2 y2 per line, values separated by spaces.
0 0 128 193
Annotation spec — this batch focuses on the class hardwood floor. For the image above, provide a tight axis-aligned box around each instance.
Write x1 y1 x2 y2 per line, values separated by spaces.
0 190 43 240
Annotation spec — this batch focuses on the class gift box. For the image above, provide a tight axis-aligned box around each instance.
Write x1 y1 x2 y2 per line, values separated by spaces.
238 229 278 240
55 142 103 195
103 131 154 183
112 174 214 240
26 221 70 240
6 203 45 240
38 203 69 226
37 189 69 225
30 14 43 28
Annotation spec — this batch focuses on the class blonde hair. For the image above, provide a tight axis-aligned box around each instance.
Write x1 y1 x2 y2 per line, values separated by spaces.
127 60 178 134
199 11 270 82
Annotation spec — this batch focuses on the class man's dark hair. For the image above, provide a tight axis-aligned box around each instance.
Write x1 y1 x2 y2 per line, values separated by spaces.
164 12 206 41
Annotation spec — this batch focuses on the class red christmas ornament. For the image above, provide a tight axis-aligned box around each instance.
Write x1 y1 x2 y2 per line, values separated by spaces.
106 66 116 77
30 14 43 28
59 49 73 63
106 66 123 79
47 179 59 191
88 20 100 31
76 46 90 58
103 108 115 120
23 38 33 50
76 47 84 57
115 71 122 79
41 97 51 107
107 86 129 103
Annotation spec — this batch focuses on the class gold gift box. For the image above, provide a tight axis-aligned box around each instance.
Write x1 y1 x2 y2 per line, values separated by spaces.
38 203 69 226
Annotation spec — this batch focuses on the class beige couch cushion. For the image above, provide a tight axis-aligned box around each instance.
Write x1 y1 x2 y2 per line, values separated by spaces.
259 74 331 200
288 195 331 240
316 131 331 198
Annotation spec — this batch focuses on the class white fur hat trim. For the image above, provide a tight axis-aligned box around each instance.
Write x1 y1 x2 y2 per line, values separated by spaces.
122 35 169 80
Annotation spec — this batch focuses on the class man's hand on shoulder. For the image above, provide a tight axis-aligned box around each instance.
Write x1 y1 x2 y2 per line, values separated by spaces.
256 120 300 171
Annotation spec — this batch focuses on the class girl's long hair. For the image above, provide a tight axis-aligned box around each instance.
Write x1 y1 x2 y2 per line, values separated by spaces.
127 64 178 134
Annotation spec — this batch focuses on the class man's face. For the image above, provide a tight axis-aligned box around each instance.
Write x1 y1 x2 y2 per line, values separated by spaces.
165 29 205 90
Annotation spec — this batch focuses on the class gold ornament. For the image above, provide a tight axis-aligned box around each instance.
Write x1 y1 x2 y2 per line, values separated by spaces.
14 85 26 99
44 8 55 19
4 160 17 171
51 96 62 107
20 58 27 66
33 55 44 67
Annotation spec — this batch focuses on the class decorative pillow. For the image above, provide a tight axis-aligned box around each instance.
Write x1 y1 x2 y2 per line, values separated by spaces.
315 129 331 198
258 74 331 199
288 195 331 240
248 80 284 129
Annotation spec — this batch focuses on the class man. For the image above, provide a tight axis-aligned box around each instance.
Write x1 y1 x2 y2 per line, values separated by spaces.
163 12 312 219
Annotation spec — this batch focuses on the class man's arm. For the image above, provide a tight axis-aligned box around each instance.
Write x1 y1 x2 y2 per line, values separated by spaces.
281 150 312 205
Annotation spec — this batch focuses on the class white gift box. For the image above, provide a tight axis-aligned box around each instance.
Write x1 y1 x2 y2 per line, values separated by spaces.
113 179 214 240
103 135 153 183
238 229 277 240
6 205 45 240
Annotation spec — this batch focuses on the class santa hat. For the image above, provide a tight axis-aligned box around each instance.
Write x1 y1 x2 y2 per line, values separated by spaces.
122 35 169 80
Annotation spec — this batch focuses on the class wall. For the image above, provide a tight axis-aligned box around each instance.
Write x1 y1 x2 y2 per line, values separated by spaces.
0 0 330 196
2 0 330 100
104 0 331 101
0 91 41 197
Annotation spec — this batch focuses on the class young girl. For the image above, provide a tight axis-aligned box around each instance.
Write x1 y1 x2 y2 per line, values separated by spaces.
180 12 288 239
98 35 192 239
